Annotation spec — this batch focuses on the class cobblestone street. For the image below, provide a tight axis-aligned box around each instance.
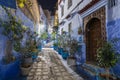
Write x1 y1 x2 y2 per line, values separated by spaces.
26 48 82 80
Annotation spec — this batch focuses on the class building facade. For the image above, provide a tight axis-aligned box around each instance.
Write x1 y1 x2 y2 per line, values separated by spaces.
58 0 120 77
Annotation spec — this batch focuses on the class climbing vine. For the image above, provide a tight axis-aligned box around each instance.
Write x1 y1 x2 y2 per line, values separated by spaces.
0 6 26 63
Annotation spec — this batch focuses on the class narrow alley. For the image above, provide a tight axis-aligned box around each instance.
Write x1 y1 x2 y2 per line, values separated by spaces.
0 0 120 80
26 48 82 80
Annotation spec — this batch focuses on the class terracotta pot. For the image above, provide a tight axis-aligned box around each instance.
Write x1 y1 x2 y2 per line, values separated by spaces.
21 66 32 76
21 57 32 76
21 57 32 67
99 73 117 80
67 56 76 66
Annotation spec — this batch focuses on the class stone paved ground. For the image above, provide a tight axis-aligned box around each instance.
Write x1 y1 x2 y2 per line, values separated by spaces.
26 48 83 80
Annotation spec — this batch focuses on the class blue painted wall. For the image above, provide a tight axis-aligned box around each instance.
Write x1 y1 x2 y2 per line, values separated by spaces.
0 6 8 61
0 5 35 79
0 6 34 60
107 18 120 78
15 8 34 30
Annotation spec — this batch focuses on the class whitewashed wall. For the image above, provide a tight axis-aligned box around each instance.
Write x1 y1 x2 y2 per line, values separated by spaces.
107 0 120 22
58 0 92 23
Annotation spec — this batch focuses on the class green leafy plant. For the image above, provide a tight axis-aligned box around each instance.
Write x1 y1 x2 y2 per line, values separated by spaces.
53 26 59 32
78 27 82 34
1 8 24 42
40 32 48 40
62 33 69 52
53 42 58 47
0 7 25 63
13 29 39 67
97 41 118 80
69 39 79 56
51 31 56 40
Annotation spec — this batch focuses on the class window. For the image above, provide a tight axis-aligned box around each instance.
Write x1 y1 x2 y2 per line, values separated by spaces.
61 6 64 16
108 0 118 9
61 28 63 34
68 0 72 9
68 23 72 37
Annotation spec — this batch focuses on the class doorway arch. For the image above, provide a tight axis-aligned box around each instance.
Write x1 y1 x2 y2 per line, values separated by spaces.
86 18 102 62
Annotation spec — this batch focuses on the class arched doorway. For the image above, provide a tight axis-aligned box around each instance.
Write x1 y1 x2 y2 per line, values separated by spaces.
86 18 102 63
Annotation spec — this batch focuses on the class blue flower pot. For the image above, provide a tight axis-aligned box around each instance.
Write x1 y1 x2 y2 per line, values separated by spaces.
38 45 42 51
58 48 63 55
62 52 69 60
32 52 38 60
54 46 58 50
0 60 20 80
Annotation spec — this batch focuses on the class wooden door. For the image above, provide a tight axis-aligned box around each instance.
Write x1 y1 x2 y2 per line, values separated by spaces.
86 18 102 62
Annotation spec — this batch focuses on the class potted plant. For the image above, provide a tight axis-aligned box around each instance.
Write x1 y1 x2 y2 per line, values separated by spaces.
67 39 79 66
51 31 56 40
97 41 118 80
40 31 48 47
78 27 82 35
61 33 69 60
41 32 48 40
53 42 58 50
19 46 33 76
37 38 42 51
17 30 40 76
13 29 38 76
57 35 63 55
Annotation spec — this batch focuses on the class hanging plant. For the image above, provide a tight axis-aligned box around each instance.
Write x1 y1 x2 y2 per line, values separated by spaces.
78 27 82 34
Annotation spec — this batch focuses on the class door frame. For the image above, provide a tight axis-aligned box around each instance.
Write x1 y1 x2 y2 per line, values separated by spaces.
83 7 106 63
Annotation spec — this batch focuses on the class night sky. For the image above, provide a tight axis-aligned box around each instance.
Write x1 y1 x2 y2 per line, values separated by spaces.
37 0 58 15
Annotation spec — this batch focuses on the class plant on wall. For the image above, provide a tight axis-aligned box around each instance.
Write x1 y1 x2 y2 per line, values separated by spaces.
62 32 69 52
57 34 63 48
51 31 56 40
97 41 118 80
78 27 82 35
40 32 48 40
20 38 38 59
69 39 79 56
53 26 59 33
0 7 25 63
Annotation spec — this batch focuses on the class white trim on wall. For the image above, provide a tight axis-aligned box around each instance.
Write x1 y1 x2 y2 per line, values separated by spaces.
105 1 109 41
81 0 107 18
